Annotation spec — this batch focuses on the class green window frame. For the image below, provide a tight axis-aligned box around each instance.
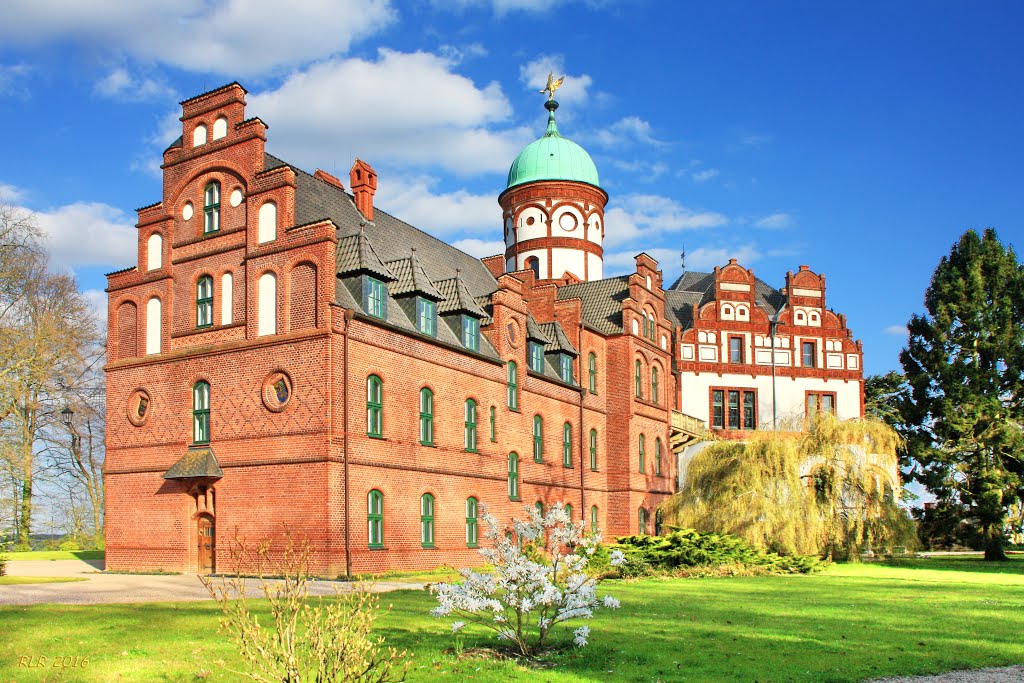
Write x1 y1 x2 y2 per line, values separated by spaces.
651 366 659 405
466 497 479 547
196 275 213 328
562 422 572 468
639 433 646 473
590 505 599 533
528 341 544 373
535 501 544 518
589 428 598 471
638 507 648 535
465 398 478 452
508 453 519 500
368 490 383 548
203 181 220 233
559 354 573 383
533 415 543 462
588 352 597 393
192 381 210 444
655 509 663 536
712 389 724 429
419 387 434 446
634 359 642 399
565 503 573 522
365 277 386 319
420 493 435 548
507 361 518 411
655 437 663 476
489 405 496 442
462 315 480 351
416 297 437 337
367 375 383 437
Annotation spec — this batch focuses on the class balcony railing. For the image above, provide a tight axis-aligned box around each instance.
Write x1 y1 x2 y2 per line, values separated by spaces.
670 410 707 449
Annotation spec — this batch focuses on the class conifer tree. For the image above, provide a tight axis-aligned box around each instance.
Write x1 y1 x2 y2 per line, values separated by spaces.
900 228 1024 561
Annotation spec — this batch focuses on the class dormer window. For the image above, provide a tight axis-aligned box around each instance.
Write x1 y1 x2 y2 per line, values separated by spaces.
558 354 573 383
528 341 544 373
365 277 386 319
203 181 220 234
416 297 436 336
462 316 480 351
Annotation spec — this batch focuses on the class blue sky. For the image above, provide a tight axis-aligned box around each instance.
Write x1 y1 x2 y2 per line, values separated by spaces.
1 0 1021 376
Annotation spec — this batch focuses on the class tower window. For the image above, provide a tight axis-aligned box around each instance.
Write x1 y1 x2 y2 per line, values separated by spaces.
525 256 540 278
203 181 220 233
196 276 213 328
192 381 210 445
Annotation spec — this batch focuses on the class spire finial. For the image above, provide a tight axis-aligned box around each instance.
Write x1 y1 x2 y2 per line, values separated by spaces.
539 72 565 102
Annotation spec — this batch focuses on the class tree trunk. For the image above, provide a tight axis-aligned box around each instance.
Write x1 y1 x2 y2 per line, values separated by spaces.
982 523 1008 561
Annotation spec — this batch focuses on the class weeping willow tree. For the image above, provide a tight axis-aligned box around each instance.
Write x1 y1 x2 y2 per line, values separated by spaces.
660 413 916 559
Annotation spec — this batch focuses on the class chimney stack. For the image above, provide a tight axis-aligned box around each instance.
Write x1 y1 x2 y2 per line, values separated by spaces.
350 159 377 221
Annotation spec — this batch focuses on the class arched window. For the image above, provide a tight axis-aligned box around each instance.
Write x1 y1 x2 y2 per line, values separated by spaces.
193 381 210 444
258 201 277 244
590 505 599 533
145 297 161 355
655 437 663 476
508 453 519 499
651 366 659 405
565 503 573 522
655 509 663 536
525 255 540 278
634 360 642 399
193 124 207 147
419 388 434 446
203 181 220 233
368 490 383 548
366 375 383 437
464 399 477 452
489 405 496 442
212 116 228 140
466 497 479 547
589 428 598 471
507 361 518 410
257 272 276 336
535 501 544 518
221 273 233 325
639 434 646 473
638 507 648 535
146 233 162 271
420 493 435 548
196 275 213 328
533 415 543 462
562 422 573 467
588 352 597 393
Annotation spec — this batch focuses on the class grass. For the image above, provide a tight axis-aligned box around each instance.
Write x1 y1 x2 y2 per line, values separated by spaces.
0 576 88 585
3 550 104 562
0 557 1021 682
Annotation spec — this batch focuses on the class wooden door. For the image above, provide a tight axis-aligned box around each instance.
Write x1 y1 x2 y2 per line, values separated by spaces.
198 515 215 574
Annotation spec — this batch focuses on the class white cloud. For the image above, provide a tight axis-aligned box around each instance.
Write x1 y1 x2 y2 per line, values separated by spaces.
692 168 720 184
248 50 529 175
374 176 496 235
435 0 570 13
755 212 792 229
33 201 137 271
608 159 670 181
0 183 25 202
81 288 109 330
684 245 762 270
95 67 175 102
438 43 489 64
0 0 395 75
603 194 727 248
591 116 664 148
519 56 593 107
0 63 32 96
451 238 505 258
883 325 908 336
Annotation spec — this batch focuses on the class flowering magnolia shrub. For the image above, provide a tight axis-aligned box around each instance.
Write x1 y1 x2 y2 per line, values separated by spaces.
430 503 624 657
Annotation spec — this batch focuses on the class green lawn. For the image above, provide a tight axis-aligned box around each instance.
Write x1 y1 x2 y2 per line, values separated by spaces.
0 557 1022 682
0 576 87 585
3 550 104 562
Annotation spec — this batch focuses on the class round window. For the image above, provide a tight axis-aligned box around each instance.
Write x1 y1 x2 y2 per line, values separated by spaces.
558 212 578 232
526 216 535 226
182 202 194 221
262 371 293 412
505 320 521 348
230 188 243 207
127 389 151 426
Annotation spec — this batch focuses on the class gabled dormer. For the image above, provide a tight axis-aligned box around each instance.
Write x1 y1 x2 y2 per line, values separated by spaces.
435 272 488 352
783 265 826 327
336 229 395 320
386 250 444 337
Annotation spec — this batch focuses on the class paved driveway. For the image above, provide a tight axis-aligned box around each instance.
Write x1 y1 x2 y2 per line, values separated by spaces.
0 558 425 606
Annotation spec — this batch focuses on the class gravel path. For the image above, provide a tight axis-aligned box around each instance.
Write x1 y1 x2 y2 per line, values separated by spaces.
0 558 425 605
870 665 1024 682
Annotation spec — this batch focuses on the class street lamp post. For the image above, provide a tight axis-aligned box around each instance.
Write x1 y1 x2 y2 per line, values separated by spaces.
61 406 80 451
769 318 779 431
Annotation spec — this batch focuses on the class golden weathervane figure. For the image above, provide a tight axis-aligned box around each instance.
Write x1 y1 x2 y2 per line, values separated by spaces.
540 72 565 101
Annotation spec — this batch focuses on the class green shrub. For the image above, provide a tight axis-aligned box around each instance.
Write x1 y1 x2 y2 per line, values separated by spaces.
0 554 6 577
59 539 82 552
612 528 826 576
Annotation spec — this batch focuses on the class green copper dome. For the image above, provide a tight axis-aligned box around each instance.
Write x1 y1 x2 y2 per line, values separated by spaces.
506 102 600 190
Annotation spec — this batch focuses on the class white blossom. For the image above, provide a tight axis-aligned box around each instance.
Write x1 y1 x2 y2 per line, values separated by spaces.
602 595 620 609
451 621 465 633
609 549 627 567
573 625 590 647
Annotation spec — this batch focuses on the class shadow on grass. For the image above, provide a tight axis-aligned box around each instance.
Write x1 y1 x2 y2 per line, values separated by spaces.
879 555 1024 575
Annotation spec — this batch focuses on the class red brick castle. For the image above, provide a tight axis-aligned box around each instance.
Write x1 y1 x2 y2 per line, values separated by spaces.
104 83 864 575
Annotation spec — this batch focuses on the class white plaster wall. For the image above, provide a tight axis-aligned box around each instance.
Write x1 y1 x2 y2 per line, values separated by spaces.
550 247 586 280
517 249 547 279
551 204 585 236
145 297 161 355
679 371 861 427
587 215 602 244
517 206 548 241
587 252 603 280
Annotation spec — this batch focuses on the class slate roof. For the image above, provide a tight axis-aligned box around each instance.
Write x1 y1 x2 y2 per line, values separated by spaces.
385 251 442 300
538 322 578 355
163 447 224 479
666 270 788 326
526 315 552 344
336 230 396 281
555 275 631 335
435 276 487 317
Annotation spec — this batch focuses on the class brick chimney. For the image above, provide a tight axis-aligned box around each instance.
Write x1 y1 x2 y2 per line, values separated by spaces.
350 159 377 221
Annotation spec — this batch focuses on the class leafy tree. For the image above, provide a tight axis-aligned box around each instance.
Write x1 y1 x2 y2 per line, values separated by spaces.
900 228 1024 561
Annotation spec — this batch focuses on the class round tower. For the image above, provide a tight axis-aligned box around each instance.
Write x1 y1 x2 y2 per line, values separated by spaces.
499 97 608 282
